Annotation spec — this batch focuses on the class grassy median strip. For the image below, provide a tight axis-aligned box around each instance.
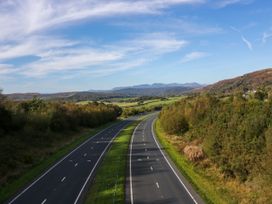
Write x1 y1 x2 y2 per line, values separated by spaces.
154 120 230 204
84 120 140 204
0 120 120 203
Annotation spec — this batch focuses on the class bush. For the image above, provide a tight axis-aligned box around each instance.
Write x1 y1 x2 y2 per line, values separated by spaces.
159 95 272 181
0 97 121 187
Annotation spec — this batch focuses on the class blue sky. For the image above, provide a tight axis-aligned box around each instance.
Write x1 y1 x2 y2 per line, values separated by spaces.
0 0 272 93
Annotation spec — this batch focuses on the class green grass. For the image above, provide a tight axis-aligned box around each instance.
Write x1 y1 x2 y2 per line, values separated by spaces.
78 97 182 108
0 120 120 204
154 120 233 204
84 119 140 204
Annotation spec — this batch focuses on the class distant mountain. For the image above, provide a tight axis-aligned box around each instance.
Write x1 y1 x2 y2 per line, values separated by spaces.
6 82 202 101
202 68 272 94
109 83 203 97
112 83 202 91
6 91 126 102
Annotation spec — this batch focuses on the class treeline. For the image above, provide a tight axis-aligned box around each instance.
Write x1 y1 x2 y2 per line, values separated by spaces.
0 94 121 187
159 93 272 183
122 105 161 117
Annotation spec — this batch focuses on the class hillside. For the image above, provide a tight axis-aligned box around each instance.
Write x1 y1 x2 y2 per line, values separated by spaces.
203 68 272 94
6 92 128 101
158 93 272 203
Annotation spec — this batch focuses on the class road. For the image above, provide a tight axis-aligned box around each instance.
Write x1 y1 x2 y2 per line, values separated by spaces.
127 115 205 204
7 118 134 204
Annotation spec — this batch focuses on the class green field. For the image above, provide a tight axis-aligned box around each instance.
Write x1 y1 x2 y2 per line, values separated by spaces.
78 96 182 108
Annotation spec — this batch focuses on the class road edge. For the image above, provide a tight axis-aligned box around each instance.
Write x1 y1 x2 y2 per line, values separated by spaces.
151 118 206 204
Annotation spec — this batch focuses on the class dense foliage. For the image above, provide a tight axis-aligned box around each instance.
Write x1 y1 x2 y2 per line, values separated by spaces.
159 94 272 182
0 95 121 187
122 105 161 117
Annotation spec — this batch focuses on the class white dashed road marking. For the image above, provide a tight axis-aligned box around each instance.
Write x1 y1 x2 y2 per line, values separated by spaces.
156 182 160 189
41 199 47 204
61 177 66 182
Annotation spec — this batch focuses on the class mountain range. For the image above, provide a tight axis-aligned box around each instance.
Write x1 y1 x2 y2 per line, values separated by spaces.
6 68 272 101
6 83 203 101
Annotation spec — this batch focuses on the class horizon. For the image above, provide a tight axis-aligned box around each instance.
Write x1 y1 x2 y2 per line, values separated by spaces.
1 0 272 94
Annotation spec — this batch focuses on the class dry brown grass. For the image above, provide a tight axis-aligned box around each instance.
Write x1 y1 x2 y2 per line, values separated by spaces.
183 145 204 161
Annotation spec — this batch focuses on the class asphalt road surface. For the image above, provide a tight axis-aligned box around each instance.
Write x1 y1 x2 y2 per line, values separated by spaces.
127 114 205 204
7 118 135 204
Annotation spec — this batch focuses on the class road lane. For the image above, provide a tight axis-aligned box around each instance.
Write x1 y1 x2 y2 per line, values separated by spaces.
7 118 135 204
127 115 205 204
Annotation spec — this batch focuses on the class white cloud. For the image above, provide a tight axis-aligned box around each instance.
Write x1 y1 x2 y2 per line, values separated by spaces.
22 48 124 77
181 51 209 63
0 0 205 42
241 35 253 50
5 33 187 77
231 27 253 50
112 18 222 35
262 32 272 44
0 36 77 61
0 64 16 74
0 0 193 79
215 0 254 8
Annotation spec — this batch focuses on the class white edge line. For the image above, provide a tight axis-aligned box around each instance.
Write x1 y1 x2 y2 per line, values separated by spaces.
129 121 142 204
151 119 198 204
73 121 129 204
8 121 122 204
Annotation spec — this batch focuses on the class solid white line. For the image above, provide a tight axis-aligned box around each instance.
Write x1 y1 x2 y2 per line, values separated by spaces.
41 198 47 204
61 177 66 182
73 122 129 204
129 121 142 204
151 119 198 204
156 182 160 189
8 122 121 204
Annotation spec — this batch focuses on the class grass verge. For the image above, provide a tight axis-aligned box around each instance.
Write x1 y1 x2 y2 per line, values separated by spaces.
84 119 140 204
0 120 120 204
154 120 232 204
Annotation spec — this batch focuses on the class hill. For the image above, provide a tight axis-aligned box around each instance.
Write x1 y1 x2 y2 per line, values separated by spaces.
6 83 202 101
112 83 201 90
203 68 272 94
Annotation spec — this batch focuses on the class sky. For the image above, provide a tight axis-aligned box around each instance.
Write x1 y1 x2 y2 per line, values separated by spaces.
0 0 272 93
